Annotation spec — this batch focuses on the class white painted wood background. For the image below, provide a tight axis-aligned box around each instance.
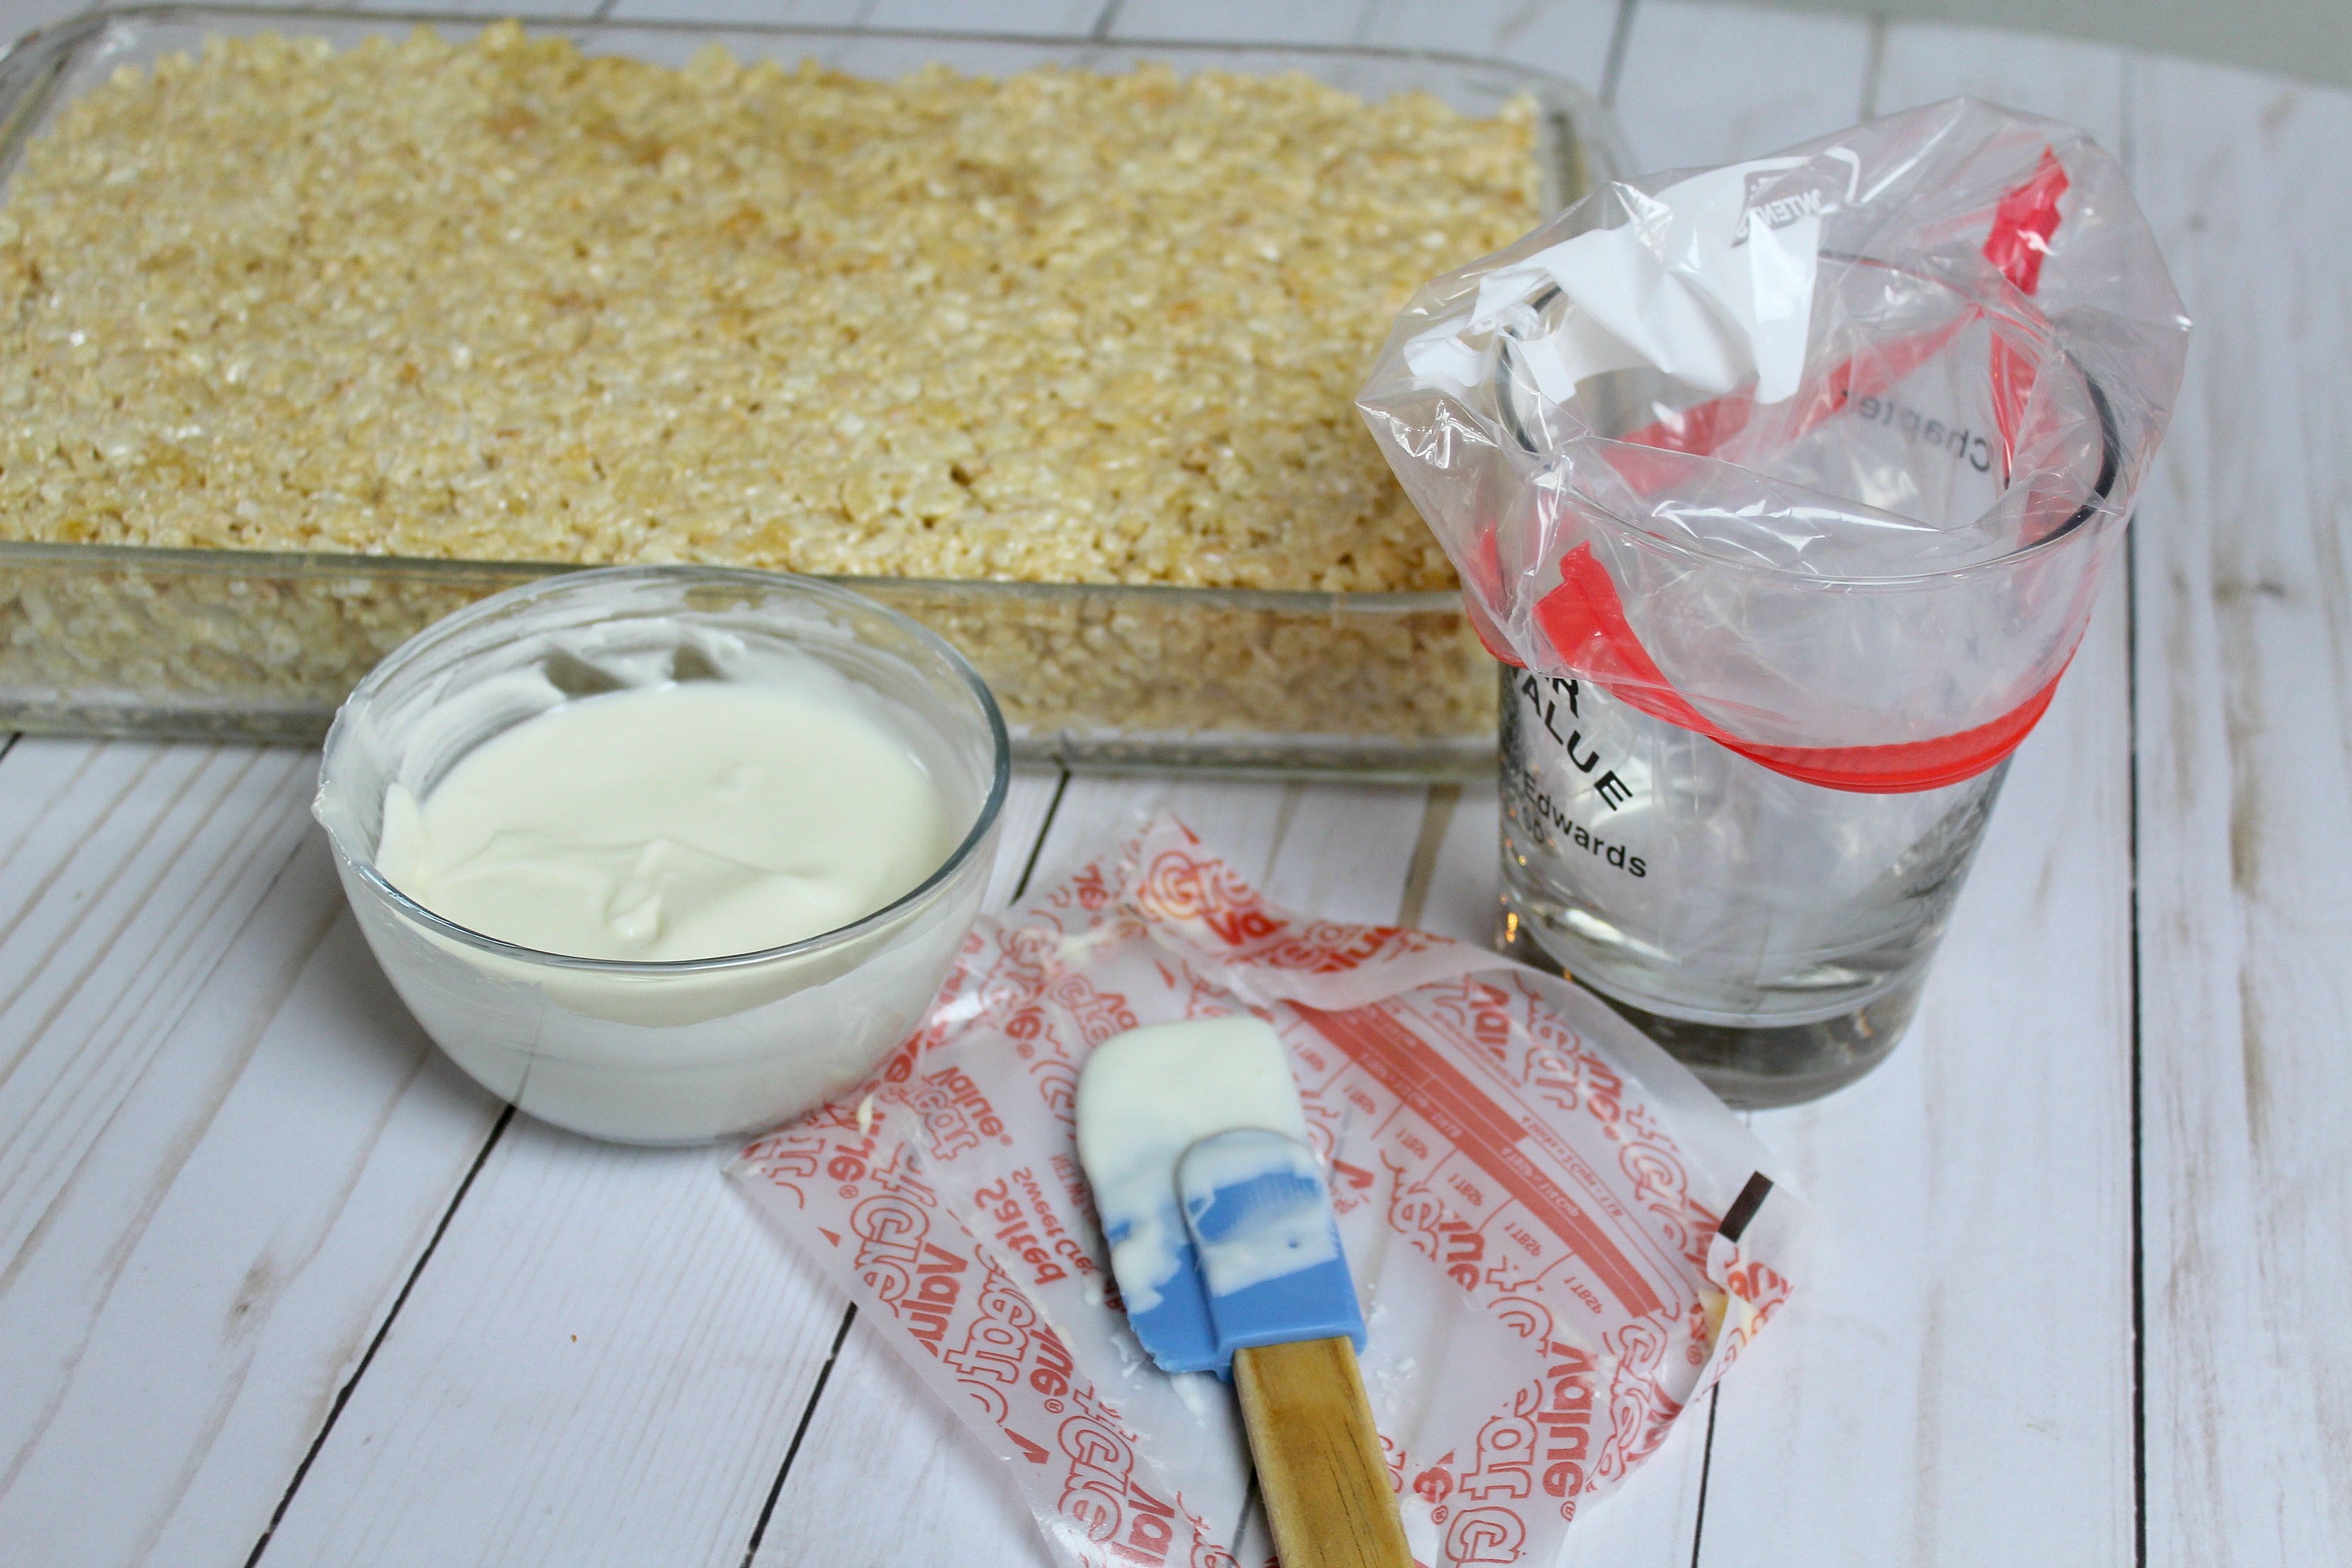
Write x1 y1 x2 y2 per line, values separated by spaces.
0 0 2343 1564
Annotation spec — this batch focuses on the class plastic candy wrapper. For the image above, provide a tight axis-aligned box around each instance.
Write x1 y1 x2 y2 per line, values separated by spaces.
730 815 1807 1568
1357 98 2189 791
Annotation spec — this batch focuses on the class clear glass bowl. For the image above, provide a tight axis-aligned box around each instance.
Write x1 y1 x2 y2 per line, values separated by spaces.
313 566 1010 1144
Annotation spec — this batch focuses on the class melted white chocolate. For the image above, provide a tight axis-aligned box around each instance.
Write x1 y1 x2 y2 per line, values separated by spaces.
376 681 951 961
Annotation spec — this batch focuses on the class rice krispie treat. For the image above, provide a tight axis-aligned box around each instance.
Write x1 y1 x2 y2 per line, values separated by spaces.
0 23 1540 590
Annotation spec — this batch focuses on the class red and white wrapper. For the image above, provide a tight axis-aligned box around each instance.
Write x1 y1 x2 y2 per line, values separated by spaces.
732 815 1808 1568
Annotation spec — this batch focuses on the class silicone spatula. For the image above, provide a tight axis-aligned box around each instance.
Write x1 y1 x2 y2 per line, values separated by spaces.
1075 1018 1411 1568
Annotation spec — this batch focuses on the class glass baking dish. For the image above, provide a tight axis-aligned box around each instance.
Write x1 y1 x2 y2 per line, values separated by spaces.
0 6 1625 777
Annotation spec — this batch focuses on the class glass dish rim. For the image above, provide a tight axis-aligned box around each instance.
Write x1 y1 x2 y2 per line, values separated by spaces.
316 563 1014 977
12 3 1614 98
0 536 1467 612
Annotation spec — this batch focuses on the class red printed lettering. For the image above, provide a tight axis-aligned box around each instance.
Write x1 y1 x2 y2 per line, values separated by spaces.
1296 1004 1664 1317
1538 1342 1599 1498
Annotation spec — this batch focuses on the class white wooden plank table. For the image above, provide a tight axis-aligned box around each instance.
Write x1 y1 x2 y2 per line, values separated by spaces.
1 1 2347 1564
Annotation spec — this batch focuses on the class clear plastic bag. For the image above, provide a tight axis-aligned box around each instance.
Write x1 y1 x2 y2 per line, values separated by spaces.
1356 97 2189 787
1355 101 2189 1097
732 815 1807 1567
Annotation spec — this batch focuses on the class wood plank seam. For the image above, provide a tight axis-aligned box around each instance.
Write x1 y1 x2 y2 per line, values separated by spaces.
1395 783 1459 929
2125 528 2151 1568
242 1103 517 1568
1598 0 1636 108
2117 56 2150 1568
1686 1385 1720 1568
1009 771 1075 905
739 1303 860 1568
1858 13 1888 119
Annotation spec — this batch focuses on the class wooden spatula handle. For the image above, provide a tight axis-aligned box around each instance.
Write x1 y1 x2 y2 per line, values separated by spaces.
1231 1336 1413 1568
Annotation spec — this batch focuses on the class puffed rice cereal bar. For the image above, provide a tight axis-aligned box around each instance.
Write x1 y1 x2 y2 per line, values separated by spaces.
0 23 1541 591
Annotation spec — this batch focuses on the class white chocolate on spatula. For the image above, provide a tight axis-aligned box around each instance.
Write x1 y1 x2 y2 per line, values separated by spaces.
1073 1016 1309 1314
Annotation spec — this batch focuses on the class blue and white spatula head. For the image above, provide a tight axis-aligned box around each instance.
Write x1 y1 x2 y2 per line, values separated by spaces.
1178 1127 1365 1358
1074 1016 1360 1375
